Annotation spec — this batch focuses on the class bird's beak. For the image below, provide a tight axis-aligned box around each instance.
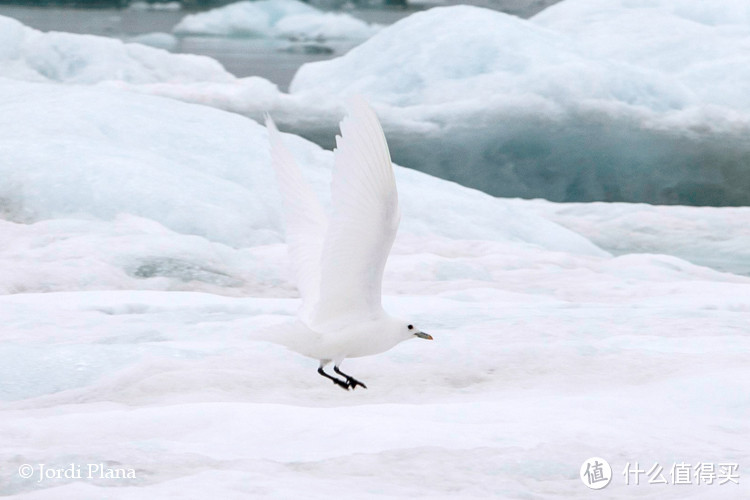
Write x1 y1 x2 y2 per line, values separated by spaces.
414 331 433 340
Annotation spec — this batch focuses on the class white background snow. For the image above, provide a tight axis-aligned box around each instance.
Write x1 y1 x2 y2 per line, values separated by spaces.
1 0 749 498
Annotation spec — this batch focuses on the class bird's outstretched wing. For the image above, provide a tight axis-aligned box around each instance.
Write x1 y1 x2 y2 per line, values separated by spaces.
312 97 401 324
266 115 328 318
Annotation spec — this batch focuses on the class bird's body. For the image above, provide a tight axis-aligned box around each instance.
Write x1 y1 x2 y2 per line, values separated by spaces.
266 97 431 390
280 314 411 362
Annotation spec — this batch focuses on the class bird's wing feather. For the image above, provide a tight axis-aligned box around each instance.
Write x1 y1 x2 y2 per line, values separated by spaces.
312 97 400 324
266 115 328 316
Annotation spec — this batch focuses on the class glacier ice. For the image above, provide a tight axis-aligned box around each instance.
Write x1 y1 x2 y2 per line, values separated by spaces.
0 79 604 294
533 0 750 111
0 14 284 117
0 15 232 85
172 0 382 41
288 3 750 205
4 4 749 205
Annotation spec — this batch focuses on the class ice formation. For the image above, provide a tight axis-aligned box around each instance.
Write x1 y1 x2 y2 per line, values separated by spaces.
1 5 749 495
288 3 750 205
5 2 749 205
172 0 382 41
0 15 232 85
0 79 603 294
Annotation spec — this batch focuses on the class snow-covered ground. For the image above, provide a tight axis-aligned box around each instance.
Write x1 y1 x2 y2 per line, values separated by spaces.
1 76 749 498
1 1 749 496
510 199 750 277
0 79 600 294
173 0 382 41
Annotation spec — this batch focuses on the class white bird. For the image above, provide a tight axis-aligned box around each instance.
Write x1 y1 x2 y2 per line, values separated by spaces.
265 97 432 390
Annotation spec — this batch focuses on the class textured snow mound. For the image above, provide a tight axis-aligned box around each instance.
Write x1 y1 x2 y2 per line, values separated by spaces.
0 80 604 294
533 0 750 110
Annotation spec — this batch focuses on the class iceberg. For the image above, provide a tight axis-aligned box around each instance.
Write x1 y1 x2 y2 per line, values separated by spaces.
172 0 382 41
0 14 282 115
0 79 603 294
3 3 750 208
288 4 750 206
0 15 232 85
533 0 750 110
128 0 182 10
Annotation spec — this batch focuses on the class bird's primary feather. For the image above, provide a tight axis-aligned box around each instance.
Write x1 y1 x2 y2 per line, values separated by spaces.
265 114 327 320
313 97 401 325
267 98 401 329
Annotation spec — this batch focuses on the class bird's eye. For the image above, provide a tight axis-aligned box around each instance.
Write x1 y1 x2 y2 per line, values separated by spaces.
408 325 414 330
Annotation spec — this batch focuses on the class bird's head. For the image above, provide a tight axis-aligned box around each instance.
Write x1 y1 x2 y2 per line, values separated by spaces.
401 321 432 341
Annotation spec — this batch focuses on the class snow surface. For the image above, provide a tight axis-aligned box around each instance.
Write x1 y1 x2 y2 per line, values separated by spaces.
172 0 382 41
1 5 749 496
0 79 602 294
1 74 749 498
510 199 750 277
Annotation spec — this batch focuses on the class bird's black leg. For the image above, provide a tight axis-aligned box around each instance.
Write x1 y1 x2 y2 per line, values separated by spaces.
318 364 350 390
334 366 367 390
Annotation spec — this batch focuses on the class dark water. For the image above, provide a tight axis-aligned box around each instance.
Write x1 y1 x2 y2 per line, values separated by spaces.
0 2 554 90
176 37 360 90
0 5 416 90
0 4 184 34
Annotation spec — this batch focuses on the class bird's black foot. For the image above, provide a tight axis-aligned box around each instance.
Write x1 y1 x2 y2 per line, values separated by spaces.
334 366 368 390
318 366 350 391
346 377 367 390
332 378 351 391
